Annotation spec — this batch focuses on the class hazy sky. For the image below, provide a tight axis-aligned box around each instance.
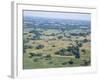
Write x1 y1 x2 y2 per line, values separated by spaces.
23 10 91 21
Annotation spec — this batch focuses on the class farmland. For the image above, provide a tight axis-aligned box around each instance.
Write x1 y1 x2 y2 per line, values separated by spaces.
23 16 91 69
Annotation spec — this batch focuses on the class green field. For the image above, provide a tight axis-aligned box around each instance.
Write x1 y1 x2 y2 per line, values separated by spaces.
23 28 91 69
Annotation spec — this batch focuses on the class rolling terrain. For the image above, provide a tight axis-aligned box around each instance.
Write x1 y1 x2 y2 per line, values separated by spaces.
23 16 91 69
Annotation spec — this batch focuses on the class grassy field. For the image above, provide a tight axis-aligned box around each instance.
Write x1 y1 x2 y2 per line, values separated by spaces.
23 28 91 69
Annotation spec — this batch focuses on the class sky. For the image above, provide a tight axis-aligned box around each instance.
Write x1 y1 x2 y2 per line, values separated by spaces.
23 10 91 21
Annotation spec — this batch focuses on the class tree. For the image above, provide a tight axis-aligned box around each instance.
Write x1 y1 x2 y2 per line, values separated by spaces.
24 45 33 49
83 39 88 43
29 52 36 58
62 62 67 65
66 46 73 52
58 48 66 56
52 45 56 47
45 54 51 58
81 60 90 66
29 52 43 58
66 44 80 58
75 40 83 47
68 59 74 65
54 48 67 56
57 36 63 39
36 53 42 56
36 44 44 49
81 49 86 53
72 45 80 58
55 51 59 55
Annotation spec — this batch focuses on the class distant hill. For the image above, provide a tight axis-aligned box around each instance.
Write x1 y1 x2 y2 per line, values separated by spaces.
23 16 91 29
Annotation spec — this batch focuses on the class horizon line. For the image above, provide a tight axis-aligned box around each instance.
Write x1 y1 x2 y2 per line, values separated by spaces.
24 15 91 21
